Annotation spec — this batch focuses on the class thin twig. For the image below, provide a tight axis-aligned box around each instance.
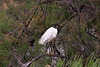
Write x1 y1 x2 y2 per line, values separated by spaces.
59 14 77 32
87 31 100 41
7 46 24 65
8 1 40 36
15 0 40 45
21 54 45 67
7 45 66 67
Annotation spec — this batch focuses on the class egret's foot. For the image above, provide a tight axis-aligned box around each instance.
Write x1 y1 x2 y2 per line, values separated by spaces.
46 52 55 55
51 52 55 55
46 47 55 55
46 52 50 55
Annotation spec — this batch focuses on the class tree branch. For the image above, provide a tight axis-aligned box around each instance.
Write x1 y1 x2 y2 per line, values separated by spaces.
59 14 77 32
21 54 45 67
7 47 24 65
8 45 66 67
15 0 40 45
87 31 100 41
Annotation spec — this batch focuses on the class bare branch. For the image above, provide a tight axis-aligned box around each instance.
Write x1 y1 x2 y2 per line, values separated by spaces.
87 31 100 41
21 54 45 67
7 47 24 65
59 14 77 32
15 0 40 45
7 45 66 67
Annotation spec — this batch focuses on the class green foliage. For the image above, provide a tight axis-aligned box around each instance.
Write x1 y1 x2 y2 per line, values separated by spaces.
85 53 100 67
68 57 83 67
30 56 52 67
0 0 100 67
67 46 76 57
0 10 10 34
0 51 8 67
65 54 100 67
57 59 65 67
56 54 100 67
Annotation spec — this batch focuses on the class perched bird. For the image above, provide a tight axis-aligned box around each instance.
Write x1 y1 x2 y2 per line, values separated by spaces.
39 23 60 55
39 27 57 45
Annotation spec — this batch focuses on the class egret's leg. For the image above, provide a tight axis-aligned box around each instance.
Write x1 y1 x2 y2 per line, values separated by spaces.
46 43 48 48
46 43 48 54
49 42 52 54
52 39 61 55
53 40 56 54
53 40 61 55
50 41 55 55
46 43 51 55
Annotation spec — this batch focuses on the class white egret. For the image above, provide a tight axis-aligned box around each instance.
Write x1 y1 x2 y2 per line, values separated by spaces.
39 27 57 45
39 24 60 55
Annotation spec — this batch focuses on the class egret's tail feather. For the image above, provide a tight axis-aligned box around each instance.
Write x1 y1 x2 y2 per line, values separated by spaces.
39 38 45 45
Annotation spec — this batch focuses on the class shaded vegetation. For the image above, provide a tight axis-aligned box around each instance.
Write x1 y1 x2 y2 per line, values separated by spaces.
0 0 100 67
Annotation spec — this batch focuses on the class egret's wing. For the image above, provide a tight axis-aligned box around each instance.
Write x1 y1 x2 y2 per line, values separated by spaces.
39 27 53 45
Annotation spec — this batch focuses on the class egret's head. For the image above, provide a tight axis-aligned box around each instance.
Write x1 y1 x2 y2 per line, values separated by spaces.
53 23 60 29
53 23 60 33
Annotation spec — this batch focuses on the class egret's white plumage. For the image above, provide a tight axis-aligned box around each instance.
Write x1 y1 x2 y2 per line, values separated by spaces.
39 27 58 46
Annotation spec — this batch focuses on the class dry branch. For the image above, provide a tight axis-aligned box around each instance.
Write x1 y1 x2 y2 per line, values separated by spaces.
87 31 100 41
7 46 24 65
8 46 66 67
15 0 40 45
22 54 66 67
